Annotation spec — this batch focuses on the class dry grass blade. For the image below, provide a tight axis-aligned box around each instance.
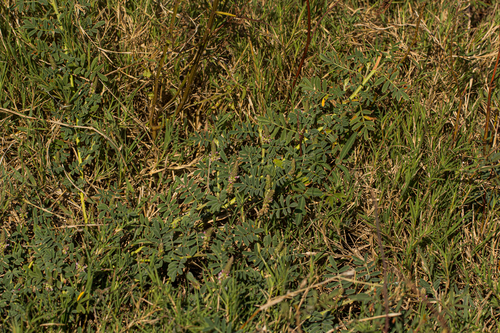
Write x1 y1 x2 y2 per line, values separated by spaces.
371 189 389 333
173 0 220 121
240 269 358 330
483 27 500 153
0 107 126 167
149 0 181 140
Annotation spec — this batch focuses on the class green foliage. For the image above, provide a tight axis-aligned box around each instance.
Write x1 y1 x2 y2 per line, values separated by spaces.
16 0 118 186
1 0 499 331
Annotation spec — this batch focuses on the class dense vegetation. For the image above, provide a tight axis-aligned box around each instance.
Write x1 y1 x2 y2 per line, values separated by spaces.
1 0 499 331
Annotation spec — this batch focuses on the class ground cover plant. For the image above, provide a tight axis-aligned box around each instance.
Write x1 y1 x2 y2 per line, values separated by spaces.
1 0 500 331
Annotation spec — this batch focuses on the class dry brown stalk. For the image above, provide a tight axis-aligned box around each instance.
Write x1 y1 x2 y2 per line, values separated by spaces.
483 26 500 153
